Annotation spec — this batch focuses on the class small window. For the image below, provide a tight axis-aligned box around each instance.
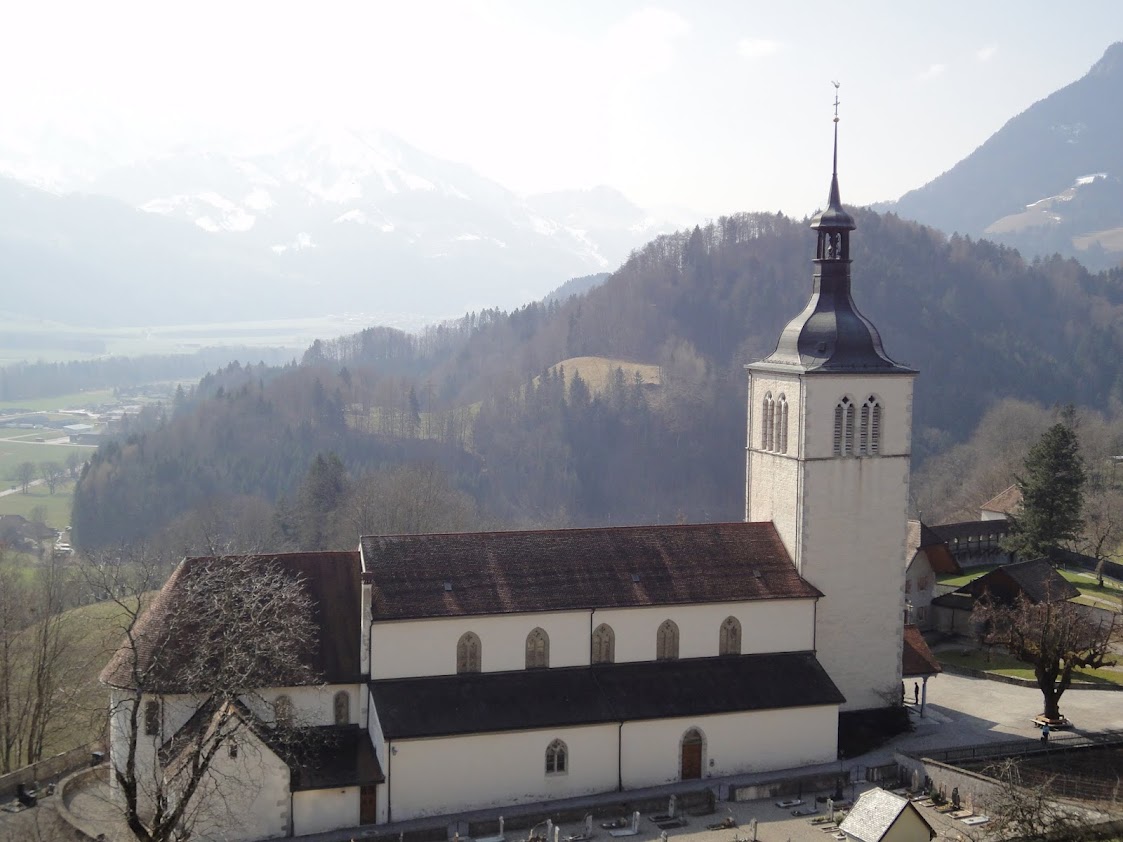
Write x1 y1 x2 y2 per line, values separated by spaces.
333 690 350 725
777 395 789 454
592 623 615 664
274 695 293 727
545 739 568 775
457 631 481 674
834 397 855 456
144 699 161 737
526 628 550 669
761 392 773 451
860 396 881 455
719 616 741 656
656 619 679 661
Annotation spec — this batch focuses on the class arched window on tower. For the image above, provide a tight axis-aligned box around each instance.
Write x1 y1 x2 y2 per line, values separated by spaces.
859 396 882 455
761 392 774 451
591 623 615 664
719 616 742 655
457 631 481 673
656 619 680 661
526 627 550 669
777 394 789 454
834 397 855 456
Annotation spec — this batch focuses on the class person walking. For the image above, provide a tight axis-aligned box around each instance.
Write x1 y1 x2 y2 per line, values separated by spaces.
913 682 919 705
1041 723 1050 745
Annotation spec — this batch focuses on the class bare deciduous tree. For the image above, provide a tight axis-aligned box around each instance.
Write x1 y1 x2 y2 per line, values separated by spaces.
14 462 35 495
94 549 320 842
0 551 79 772
38 462 64 495
972 591 1119 721
973 758 1095 841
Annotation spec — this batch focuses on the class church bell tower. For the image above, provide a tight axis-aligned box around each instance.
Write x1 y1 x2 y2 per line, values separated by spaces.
745 89 916 711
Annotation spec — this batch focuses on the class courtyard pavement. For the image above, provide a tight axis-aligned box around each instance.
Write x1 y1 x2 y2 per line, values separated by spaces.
10 671 1123 841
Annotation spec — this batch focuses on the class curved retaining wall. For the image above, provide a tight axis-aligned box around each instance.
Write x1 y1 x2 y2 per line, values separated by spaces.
57 763 111 841
938 662 1123 691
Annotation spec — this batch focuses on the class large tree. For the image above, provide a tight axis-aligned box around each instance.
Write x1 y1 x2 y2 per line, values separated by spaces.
1004 418 1087 561
972 592 1118 721
96 550 320 842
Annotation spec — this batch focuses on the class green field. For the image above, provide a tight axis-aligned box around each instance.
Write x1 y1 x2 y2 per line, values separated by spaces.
0 435 92 483
938 649 1123 687
0 481 75 529
0 388 117 413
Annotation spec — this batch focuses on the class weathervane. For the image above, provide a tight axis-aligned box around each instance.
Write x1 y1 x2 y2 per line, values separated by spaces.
832 81 840 123
831 81 841 177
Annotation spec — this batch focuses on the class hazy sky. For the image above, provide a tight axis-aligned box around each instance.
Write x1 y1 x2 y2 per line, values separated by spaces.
3 1 1120 218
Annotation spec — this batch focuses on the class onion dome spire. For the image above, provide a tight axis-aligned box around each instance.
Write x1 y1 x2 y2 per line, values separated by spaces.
751 84 912 375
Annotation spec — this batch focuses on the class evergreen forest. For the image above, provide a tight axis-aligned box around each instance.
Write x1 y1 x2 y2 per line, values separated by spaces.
69 209 1123 550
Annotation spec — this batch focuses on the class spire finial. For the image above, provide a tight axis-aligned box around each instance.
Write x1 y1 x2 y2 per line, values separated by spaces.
831 81 840 176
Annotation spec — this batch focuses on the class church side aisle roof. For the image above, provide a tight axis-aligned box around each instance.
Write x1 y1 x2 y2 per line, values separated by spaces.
370 653 844 739
361 521 820 620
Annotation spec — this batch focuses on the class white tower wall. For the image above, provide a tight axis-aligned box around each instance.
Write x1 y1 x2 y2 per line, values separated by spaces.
746 369 914 711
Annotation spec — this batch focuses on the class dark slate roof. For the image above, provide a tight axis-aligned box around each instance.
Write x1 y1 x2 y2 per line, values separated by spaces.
902 625 941 678
362 522 819 620
930 592 974 611
965 559 1080 604
101 551 362 690
369 653 845 739
839 789 935 842
929 519 1008 543
289 725 384 790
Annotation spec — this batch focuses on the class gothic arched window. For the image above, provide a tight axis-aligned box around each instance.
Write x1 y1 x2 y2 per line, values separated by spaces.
777 394 789 454
591 623 615 664
333 690 350 725
656 619 680 661
834 397 855 456
457 631 481 674
761 392 774 451
719 616 742 655
859 395 882 455
545 739 568 774
526 628 550 669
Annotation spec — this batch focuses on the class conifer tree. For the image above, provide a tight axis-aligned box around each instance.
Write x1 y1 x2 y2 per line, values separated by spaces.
1004 416 1086 561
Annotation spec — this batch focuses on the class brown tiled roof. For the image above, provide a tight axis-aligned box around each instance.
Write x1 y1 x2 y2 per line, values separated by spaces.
370 653 844 739
362 522 817 620
100 551 361 690
902 625 941 677
981 484 1022 516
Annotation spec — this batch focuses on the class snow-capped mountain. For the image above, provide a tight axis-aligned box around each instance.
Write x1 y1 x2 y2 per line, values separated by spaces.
0 125 686 327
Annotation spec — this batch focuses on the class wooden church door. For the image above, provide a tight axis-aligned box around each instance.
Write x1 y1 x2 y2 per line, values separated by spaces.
360 785 377 824
681 729 703 780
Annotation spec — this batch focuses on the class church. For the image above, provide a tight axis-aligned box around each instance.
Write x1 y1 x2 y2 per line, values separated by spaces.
101 118 915 840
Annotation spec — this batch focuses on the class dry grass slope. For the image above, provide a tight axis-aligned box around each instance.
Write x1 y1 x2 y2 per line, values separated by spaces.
544 356 662 395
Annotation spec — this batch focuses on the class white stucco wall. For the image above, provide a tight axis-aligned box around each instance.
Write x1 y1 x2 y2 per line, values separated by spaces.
186 730 292 842
800 374 913 710
620 706 838 788
293 787 360 836
371 600 816 680
379 704 837 823
240 684 360 726
593 600 815 662
383 724 620 822
371 610 592 679
746 369 913 711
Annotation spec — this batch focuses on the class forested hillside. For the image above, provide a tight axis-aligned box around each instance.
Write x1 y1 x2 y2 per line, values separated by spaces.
72 210 1123 548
